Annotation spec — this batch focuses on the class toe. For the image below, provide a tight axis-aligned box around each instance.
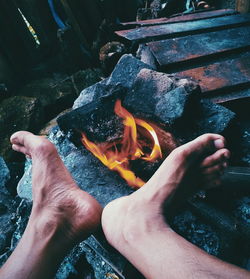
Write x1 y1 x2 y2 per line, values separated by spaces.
201 149 230 168
169 134 226 164
10 131 55 159
201 163 226 176
10 131 31 145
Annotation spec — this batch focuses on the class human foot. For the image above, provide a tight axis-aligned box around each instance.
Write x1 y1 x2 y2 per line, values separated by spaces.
102 134 230 259
11 131 102 243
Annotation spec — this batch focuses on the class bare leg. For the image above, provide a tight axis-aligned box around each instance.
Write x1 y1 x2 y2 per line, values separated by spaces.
102 134 250 279
0 131 102 279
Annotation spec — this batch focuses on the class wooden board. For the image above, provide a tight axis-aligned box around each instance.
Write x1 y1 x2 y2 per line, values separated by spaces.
116 14 250 43
147 26 250 68
120 9 237 27
176 55 250 94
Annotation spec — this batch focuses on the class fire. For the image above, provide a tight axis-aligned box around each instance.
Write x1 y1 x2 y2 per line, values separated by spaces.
80 99 162 188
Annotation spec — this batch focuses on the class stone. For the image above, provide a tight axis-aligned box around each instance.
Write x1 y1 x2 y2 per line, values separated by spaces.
136 44 157 69
0 165 20 255
18 69 101 123
73 79 108 109
39 109 72 136
18 77 76 123
58 84 127 144
107 54 152 89
123 68 199 122
72 69 102 95
0 96 42 162
197 100 236 135
0 157 10 189
5 162 24 196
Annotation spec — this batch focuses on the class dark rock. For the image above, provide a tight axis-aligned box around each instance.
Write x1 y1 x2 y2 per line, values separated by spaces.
174 100 236 142
172 210 221 256
0 96 42 162
18 77 76 123
136 44 157 69
72 69 102 95
0 199 31 267
123 68 199 122
5 162 25 196
0 157 10 189
107 54 152 89
197 100 236 135
39 109 72 137
58 84 127 144
73 79 108 109
0 163 20 255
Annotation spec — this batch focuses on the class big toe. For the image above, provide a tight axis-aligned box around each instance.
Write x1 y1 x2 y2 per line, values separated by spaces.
10 131 50 157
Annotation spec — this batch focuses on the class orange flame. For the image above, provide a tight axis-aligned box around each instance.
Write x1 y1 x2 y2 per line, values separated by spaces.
80 99 162 188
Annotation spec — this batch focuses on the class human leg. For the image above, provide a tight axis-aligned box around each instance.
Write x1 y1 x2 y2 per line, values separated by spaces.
102 134 250 279
0 131 102 279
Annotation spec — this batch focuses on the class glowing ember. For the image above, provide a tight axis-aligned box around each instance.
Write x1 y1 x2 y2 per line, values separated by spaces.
80 99 162 188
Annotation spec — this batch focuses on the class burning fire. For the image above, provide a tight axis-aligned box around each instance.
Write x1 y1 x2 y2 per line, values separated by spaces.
80 99 162 188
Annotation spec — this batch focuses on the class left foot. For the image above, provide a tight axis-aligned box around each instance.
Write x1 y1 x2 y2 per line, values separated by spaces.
11 131 102 244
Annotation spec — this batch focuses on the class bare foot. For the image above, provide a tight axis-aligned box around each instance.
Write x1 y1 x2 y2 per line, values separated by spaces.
102 134 230 258
11 131 102 243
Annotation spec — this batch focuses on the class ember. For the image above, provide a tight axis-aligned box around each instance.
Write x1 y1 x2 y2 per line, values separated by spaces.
80 99 162 188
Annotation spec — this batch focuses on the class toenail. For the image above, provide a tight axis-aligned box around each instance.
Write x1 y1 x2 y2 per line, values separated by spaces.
214 139 224 149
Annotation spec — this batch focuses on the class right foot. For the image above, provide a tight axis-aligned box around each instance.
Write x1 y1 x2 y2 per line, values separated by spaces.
102 134 230 256
11 131 102 244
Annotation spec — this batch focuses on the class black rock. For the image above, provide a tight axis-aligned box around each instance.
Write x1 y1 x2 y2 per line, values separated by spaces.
0 96 43 162
123 68 199 124
73 79 108 109
58 84 127 144
0 157 10 189
107 54 152 89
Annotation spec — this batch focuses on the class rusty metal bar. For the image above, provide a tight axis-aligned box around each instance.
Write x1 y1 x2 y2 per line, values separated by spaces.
116 14 250 43
176 55 250 94
147 26 250 68
120 9 237 27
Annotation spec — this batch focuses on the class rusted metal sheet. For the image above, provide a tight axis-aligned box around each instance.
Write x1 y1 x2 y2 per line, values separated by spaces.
209 89 250 104
147 26 250 68
176 55 250 94
120 9 237 27
115 14 250 43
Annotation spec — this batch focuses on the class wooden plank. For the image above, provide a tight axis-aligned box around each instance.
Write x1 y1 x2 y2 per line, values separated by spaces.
176 55 250 94
120 9 237 27
116 14 250 43
147 26 250 68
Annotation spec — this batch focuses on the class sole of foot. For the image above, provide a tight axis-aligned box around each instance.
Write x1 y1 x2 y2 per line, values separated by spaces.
11 131 102 243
